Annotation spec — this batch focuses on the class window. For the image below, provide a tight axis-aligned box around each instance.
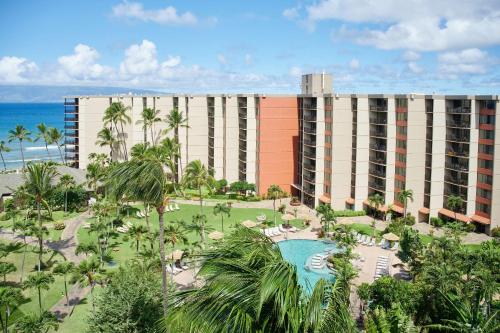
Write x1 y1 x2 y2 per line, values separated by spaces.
479 130 495 140
476 202 491 215
396 98 408 108
477 188 492 200
479 144 494 155
325 147 332 157
396 112 407 121
396 126 407 135
480 115 496 125
395 179 405 191
478 173 493 185
325 110 332 119
396 153 406 163
325 136 332 144
325 123 332 131
395 166 406 177
396 140 407 149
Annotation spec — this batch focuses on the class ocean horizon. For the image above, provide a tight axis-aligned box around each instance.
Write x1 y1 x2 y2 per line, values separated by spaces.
0 103 64 170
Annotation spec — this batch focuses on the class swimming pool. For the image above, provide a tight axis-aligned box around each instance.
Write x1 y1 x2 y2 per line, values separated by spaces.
278 239 339 293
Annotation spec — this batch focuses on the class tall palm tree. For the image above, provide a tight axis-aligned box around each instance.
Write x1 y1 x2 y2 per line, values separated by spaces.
23 163 57 271
267 184 284 226
0 263 16 283
183 214 213 246
7 125 31 169
58 174 75 213
397 189 414 218
213 203 231 232
447 195 465 223
0 141 11 171
53 262 75 307
12 219 35 283
182 160 214 215
23 272 55 313
103 102 131 161
164 224 188 279
128 224 148 252
75 242 98 258
96 127 118 160
86 162 105 194
316 204 337 233
34 123 52 160
48 127 65 164
13 311 58 333
74 258 101 315
0 287 24 333
130 142 149 159
108 156 174 317
137 107 162 145
165 108 189 182
368 193 385 222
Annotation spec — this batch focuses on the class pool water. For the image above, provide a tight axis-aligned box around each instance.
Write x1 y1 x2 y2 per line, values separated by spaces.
278 239 338 293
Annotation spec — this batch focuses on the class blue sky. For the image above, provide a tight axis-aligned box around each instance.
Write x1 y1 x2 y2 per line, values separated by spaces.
1 0 500 93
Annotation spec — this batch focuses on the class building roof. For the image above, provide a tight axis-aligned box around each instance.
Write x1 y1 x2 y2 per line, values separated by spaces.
0 165 88 197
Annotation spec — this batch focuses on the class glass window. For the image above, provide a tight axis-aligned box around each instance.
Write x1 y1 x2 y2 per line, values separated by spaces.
478 173 493 185
479 130 495 140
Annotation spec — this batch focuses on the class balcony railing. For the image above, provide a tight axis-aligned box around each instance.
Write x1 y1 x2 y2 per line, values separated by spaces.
447 120 470 128
369 116 387 125
303 139 316 146
370 143 386 151
370 129 387 137
445 175 468 186
446 134 469 142
369 105 388 111
304 115 317 122
369 181 385 191
64 124 78 130
369 168 386 178
303 126 316 134
446 107 471 114
445 162 469 172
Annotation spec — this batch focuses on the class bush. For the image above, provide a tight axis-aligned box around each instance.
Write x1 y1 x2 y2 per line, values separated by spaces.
49 185 87 212
430 217 444 227
333 210 366 217
53 222 65 230
465 223 476 232
278 204 286 214
491 227 500 238
214 179 228 194
400 214 416 226
244 195 261 202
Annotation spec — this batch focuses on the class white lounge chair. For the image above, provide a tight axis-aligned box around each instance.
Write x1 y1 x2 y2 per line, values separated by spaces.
368 238 376 246
174 203 180 210
381 240 390 249
169 204 175 211
166 266 173 274
390 242 399 251
363 236 371 245
377 239 385 247
126 222 133 228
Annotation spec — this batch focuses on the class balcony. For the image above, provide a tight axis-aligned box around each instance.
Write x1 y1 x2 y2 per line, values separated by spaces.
369 105 387 112
446 107 471 114
369 116 387 125
369 180 386 191
446 134 469 143
303 161 316 172
370 143 386 151
64 116 78 122
369 167 386 178
304 115 317 122
445 175 468 186
303 138 316 146
64 124 78 130
370 157 386 166
65 138 78 145
303 173 315 184
303 126 316 135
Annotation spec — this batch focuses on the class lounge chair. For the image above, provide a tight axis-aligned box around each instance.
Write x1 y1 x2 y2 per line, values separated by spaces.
136 212 142 218
173 266 183 274
126 222 133 228
169 204 175 211
390 242 399 251
165 206 172 213
166 266 173 274
362 236 371 245
278 225 286 233
377 239 385 247
174 203 180 210
368 238 376 246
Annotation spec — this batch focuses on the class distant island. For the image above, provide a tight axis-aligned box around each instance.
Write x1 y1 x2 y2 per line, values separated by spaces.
0 85 163 103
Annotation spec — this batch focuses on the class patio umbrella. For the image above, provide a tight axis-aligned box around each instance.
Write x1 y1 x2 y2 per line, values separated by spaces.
166 250 184 261
281 214 295 221
208 231 224 240
383 232 400 241
241 220 257 228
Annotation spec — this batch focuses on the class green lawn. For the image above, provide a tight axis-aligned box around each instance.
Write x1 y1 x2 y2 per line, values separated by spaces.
53 292 96 333
0 210 80 230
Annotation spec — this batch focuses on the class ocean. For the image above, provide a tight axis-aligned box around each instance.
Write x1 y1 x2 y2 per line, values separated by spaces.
0 103 64 170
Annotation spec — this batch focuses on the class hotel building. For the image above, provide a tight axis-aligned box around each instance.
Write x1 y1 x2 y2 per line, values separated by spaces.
64 74 500 234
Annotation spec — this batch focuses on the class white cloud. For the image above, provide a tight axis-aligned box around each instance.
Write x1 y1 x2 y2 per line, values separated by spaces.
120 40 159 76
162 56 181 68
438 48 489 76
289 66 302 77
244 54 253 65
408 62 423 74
112 1 198 26
307 0 500 51
349 58 360 69
403 51 421 62
58 44 112 80
0 56 38 83
283 7 300 20
217 54 227 65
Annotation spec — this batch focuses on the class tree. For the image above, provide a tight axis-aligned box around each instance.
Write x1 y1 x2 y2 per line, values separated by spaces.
74 258 101 315
165 108 189 182
14 311 58 333
34 123 52 159
75 242 98 258
0 141 11 171
397 227 423 268
53 261 75 306
183 214 212 246
23 163 57 271
103 102 132 161
182 160 214 215
0 286 24 333
58 174 76 213
128 224 148 252
164 224 188 281
23 272 55 313
7 125 31 169
109 156 174 317
48 127 65 164
447 195 465 223
137 107 162 145
96 127 119 160
12 219 35 283
130 142 149 159
86 162 105 193
267 184 284 226
0 262 16 283
397 189 414 218
315 204 337 233
213 203 231 232
368 193 385 222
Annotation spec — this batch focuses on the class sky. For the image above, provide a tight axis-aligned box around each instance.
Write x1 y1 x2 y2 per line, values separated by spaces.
1 0 500 94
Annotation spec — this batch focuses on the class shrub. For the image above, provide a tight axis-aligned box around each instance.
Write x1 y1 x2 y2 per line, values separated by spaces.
333 210 366 217
465 223 476 232
48 185 87 212
491 227 500 238
214 179 228 194
278 204 286 214
400 214 416 226
290 197 300 205
53 222 65 230
244 195 261 202
430 217 444 227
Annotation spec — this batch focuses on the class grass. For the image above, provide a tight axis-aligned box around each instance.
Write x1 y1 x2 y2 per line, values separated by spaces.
77 203 306 268
53 293 94 333
0 210 80 230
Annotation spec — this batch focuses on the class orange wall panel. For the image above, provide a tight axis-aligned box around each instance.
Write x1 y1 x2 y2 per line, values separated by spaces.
258 97 299 195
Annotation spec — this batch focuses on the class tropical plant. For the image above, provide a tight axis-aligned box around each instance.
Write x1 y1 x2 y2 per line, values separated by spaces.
14 310 58 333
0 286 24 333
128 224 149 252
0 262 16 283
130 142 149 159
74 258 101 315
266 184 284 226
183 214 212 245
315 204 337 233
7 125 31 169
368 193 385 222
58 174 76 212
397 189 414 218
137 107 162 145
213 202 231 232
23 272 55 313
165 107 189 182
96 127 119 160
53 261 75 306
12 218 35 283
86 162 106 193
75 242 98 258
34 123 52 159
48 127 65 164
0 141 11 171
103 102 132 161
447 195 465 222
22 163 57 271
182 160 214 215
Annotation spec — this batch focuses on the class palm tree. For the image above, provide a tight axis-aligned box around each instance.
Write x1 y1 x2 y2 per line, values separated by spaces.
267 184 284 226
108 157 174 317
23 272 55 313
12 219 35 283
0 263 16 283
74 258 100 315
23 163 57 271
86 162 105 193
96 127 118 160
316 204 337 233
128 224 148 252
14 310 58 333
0 287 24 333
184 214 213 245
53 262 75 307
182 160 214 215
103 102 131 161
130 142 149 159
165 228 351 332
213 203 231 232
58 174 75 213
8 125 31 169
164 224 188 280
75 242 98 258
447 195 465 223
0 141 11 171
397 189 414 218
165 108 189 182
368 193 385 222
137 107 162 145
34 123 52 159
48 127 65 164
